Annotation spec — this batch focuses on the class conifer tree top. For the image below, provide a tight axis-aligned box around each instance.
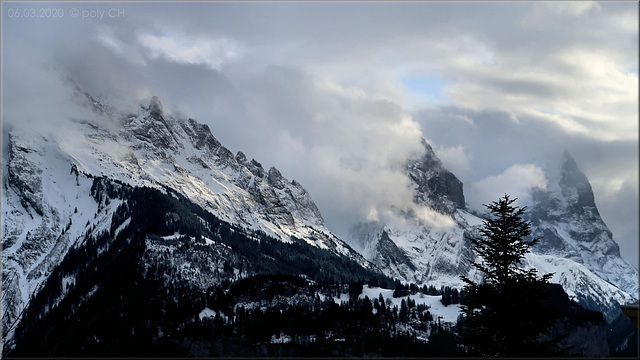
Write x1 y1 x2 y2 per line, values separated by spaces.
458 194 565 357
472 194 540 286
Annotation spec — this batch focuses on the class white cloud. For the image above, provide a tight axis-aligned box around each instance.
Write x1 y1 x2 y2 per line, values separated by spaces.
372 203 458 233
96 26 147 66
522 1 601 28
435 145 473 179
138 33 244 70
300 79 427 233
469 164 548 210
2 40 103 136
443 43 638 142
412 205 457 229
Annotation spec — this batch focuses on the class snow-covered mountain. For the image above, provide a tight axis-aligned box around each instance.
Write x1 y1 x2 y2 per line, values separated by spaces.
2 88 637 354
1 92 370 344
347 141 638 322
528 151 639 297
348 140 478 287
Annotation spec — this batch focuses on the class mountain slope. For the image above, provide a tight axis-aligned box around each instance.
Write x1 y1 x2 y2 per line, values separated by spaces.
2 129 124 343
5 180 395 356
67 95 361 257
1 93 371 348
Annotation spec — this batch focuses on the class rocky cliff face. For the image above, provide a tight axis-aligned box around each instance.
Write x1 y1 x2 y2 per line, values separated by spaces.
406 139 465 213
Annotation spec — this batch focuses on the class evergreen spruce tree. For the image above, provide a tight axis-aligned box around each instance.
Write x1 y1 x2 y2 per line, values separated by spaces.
458 195 567 356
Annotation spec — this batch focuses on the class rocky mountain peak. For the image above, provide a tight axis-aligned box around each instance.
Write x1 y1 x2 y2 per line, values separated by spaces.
183 118 223 152
406 138 465 213
526 151 638 297
121 95 184 155
559 151 595 209
267 167 286 189
243 159 265 178
149 96 163 117
235 151 247 164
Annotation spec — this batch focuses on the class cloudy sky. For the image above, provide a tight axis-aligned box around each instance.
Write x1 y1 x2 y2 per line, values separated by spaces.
3 1 638 268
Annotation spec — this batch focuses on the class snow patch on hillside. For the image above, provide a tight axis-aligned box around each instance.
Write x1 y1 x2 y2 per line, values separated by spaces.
359 286 463 324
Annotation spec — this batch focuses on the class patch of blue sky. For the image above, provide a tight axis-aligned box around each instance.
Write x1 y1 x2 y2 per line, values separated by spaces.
400 75 449 107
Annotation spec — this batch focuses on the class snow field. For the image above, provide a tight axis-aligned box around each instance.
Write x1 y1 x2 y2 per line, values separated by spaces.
360 286 463 324
198 307 217 320
326 285 462 325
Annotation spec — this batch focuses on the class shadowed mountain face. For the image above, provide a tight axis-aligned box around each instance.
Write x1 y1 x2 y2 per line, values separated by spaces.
406 139 465 213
